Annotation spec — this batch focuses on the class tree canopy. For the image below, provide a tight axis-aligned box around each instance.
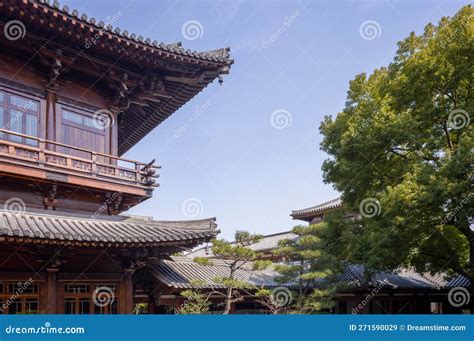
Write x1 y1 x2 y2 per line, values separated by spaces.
319 6 473 281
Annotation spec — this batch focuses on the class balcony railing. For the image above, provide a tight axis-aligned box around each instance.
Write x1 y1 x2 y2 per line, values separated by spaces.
0 129 159 189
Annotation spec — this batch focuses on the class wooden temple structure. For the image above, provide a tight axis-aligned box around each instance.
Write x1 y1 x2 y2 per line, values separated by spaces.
292 198 471 314
0 0 232 314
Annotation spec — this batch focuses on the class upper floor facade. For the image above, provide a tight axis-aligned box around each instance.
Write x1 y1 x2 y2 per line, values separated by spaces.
0 0 232 214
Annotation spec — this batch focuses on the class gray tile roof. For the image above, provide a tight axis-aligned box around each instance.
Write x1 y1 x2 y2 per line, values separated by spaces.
187 231 298 258
151 257 470 290
0 209 218 247
291 197 342 218
338 264 470 290
149 256 293 289
37 0 232 63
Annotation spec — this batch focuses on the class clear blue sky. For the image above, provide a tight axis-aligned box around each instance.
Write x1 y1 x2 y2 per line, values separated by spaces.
63 0 468 241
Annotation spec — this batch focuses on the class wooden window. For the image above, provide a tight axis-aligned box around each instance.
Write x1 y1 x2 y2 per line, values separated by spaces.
0 90 40 146
0 281 39 315
60 107 108 158
63 283 118 314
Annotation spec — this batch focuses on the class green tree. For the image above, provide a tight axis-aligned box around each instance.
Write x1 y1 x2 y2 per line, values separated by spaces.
274 224 342 313
319 5 473 291
176 288 211 315
194 231 269 314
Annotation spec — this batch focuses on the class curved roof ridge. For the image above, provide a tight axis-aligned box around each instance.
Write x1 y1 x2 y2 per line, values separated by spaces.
291 197 342 217
36 0 233 63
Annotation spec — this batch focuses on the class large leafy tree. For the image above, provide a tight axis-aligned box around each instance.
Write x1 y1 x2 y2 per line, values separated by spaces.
319 5 473 287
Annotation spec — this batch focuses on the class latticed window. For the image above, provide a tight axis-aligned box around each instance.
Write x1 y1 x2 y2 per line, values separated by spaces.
63 283 118 314
0 281 39 314
0 89 39 146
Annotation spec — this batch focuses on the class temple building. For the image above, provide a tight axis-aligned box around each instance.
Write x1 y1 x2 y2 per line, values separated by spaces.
291 198 471 314
148 199 472 314
0 0 232 314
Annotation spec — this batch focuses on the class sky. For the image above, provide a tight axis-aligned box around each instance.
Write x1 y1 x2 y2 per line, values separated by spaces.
62 0 469 241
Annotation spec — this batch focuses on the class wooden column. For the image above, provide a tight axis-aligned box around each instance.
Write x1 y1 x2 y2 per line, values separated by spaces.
44 268 59 314
109 108 119 158
148 295 156 314
124 269 134 314
45 90 57 142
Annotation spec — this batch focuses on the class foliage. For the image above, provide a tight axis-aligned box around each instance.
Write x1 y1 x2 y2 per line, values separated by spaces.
133 303 148 314
319 6 473 281
254 288 290 314
176 289 211 315
274 223 343 313
191 231 269 314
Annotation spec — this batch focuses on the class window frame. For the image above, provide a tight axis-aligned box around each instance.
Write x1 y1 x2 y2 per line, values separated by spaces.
58 103 112 157
0 88 40 146
62 283 119 315
0 281 40 315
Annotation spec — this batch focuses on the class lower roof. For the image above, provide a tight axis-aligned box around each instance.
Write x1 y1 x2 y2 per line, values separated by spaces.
0 209 218 248
149 256 292 289
187 231 298 258
151 257 470 291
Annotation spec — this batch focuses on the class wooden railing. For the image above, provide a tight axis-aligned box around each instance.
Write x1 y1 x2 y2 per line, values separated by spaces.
0 129 159 188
